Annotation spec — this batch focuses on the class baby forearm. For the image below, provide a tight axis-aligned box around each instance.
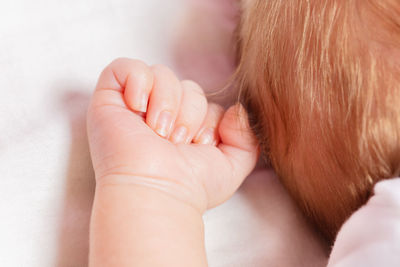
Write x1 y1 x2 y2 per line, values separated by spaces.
87 58 258 266
89 175 208 267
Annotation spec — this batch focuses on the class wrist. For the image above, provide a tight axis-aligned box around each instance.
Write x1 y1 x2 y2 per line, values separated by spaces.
95 174 208 214
90 175 207 267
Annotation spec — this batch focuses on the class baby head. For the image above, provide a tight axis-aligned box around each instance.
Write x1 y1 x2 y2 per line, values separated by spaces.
236 0 400 242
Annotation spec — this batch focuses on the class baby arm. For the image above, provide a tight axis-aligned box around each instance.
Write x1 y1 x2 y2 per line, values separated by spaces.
90 175 207 267
87 58 259 266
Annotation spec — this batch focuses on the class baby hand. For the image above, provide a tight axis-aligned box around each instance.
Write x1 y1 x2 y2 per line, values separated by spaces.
87 58 259 212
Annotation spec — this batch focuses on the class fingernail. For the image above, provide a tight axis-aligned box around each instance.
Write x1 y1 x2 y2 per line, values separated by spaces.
156 111 173 137
136 91 148 112
170 126 188 144
198 128 215 145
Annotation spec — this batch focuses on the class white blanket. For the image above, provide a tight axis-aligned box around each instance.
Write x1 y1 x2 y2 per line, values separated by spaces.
1 0 398 266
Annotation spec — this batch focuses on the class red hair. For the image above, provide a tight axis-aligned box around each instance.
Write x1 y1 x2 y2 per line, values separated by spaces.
236 0 400 243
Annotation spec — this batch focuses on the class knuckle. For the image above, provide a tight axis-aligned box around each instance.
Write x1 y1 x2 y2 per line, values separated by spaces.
151 65 181 99
182 80 205 95
110 57 129 65
151 64 173 76
109 58 148 72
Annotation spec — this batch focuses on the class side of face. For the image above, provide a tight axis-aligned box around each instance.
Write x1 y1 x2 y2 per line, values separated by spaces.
236 0 400 243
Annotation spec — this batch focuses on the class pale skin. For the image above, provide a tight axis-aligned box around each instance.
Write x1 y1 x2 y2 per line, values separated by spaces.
87 58 259 266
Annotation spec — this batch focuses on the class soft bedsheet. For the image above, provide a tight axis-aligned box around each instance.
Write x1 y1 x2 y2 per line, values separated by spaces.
1 1 398 266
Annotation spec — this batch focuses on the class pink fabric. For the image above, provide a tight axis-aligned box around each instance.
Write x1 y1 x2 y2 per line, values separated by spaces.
329 178 400 266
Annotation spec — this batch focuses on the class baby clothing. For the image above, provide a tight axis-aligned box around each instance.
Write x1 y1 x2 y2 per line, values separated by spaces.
328 178 400 266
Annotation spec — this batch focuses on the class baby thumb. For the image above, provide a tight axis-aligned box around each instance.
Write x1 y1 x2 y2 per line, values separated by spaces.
217 104 260 194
